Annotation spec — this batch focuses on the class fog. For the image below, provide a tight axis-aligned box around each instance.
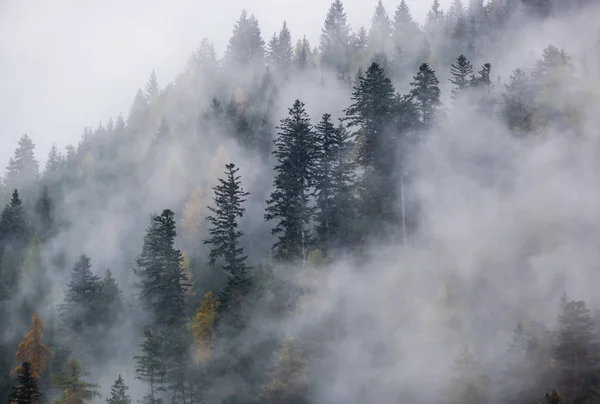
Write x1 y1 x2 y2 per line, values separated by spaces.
0 0 447 167
1 0 600 403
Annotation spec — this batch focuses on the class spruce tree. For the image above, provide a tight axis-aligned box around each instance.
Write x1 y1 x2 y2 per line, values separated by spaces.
34 186 52 240
224 10 265 70
134 209 189 329
344 62 397 233
313 114 356 252
449 54 474 99
204 163 251 311
410 63 442 128
9 362 43 404
368 0 392 56
134 329 167 404
553 299 600 404
145 70 160 99
265 100 317 262
106 374 131 404
267 21 293 76
4 134 40 195
98 269 123 326
502 68 534 133
44 144 64 176
319 0 352 79
0 190 29 301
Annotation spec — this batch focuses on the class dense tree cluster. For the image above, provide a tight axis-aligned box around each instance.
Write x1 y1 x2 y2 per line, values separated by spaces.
0 0 599 402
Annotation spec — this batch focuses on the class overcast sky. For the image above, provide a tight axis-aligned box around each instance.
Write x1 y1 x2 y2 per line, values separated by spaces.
0 0 450 170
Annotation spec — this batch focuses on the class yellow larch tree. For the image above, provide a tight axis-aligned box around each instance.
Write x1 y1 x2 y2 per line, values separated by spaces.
191 291 220 364
180 185 206 242
12 312 53 379
263 337 309 403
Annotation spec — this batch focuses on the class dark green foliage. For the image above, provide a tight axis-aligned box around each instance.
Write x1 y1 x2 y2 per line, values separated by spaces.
134 329 167 404
34 186 52 240
313 114 357 252
265 100 317 262
410 63 442 128
61 255 103 333
134 209 189 329
204 163 252 311
107 374 131 404
449 54 474 98
98 269 123 326
0 190 28 300
553 299 600 404
9 362 43 404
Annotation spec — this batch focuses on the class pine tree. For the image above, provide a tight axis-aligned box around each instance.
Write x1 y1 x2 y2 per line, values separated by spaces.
344 62 397 232
449 54 474 99
265 100 317 262
319 0 352 79
51 359 100 404
224 10 265 70
12 313 53 379
9 362 43 404
134 329 167 404
368 0 392 56
553 299 600 404
35 186 52 240
106 374 131 404
204 163 251 311
263 337 309 404
313 114 356 252
145 70 161 99
134 209 189 329
410 63 442 127
4 134 40 194
60 255 103 334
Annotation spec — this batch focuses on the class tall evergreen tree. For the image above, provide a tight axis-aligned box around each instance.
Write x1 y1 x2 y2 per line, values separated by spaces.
502 68 534 133
313 114 356 252
449 54 474 99
267 21 293 76
204 163 251 310
134 209 189 329
410 63 442 128
4 134 40 195
145 70 161 100
319 0 352 79
265 100 317 262
9 362 43 404
368 0 392 56
106 374 131 404
134 329 167 404
224 10 265 71
554 299 600 404
34 187 52 240
0 190 29 301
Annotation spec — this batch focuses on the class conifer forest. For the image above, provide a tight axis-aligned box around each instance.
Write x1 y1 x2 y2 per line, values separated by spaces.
3 0 600 403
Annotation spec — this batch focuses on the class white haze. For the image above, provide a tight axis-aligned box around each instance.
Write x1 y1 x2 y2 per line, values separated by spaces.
2 0 600 403
0 0 448 167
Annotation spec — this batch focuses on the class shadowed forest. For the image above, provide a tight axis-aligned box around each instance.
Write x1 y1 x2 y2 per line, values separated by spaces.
2 0 600 403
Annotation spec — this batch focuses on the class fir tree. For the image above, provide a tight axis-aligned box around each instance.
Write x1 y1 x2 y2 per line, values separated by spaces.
267 21 293 76
34 186 52 240
449 54 474 99
4 134 40 194
410 63 442 127
145 70 161 99
424 0 445 39
134 209 189 329
313 114 356 252
134 329 167 404
98 269 123 326
224 10 265 70
553 299 600 404
204 163 251 310
368 0 392 56
106 374 131 404
44 144 63 176
0 190 29 300
9 362 43 404
51 359 100 404
319 0 352 79
265 100 317 262
502 68 534 133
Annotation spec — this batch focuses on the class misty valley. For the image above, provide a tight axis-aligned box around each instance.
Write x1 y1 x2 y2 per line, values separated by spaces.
2 0 600 403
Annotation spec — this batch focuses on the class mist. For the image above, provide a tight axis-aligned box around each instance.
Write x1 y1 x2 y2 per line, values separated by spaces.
1 0 600 403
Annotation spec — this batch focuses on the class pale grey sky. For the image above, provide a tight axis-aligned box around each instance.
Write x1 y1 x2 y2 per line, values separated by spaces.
0 0 449 170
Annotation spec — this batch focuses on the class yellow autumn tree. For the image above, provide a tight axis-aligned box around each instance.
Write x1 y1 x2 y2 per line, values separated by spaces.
180 185 205 241
12 312 53 379
263 337 309 403
191 291 220 364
